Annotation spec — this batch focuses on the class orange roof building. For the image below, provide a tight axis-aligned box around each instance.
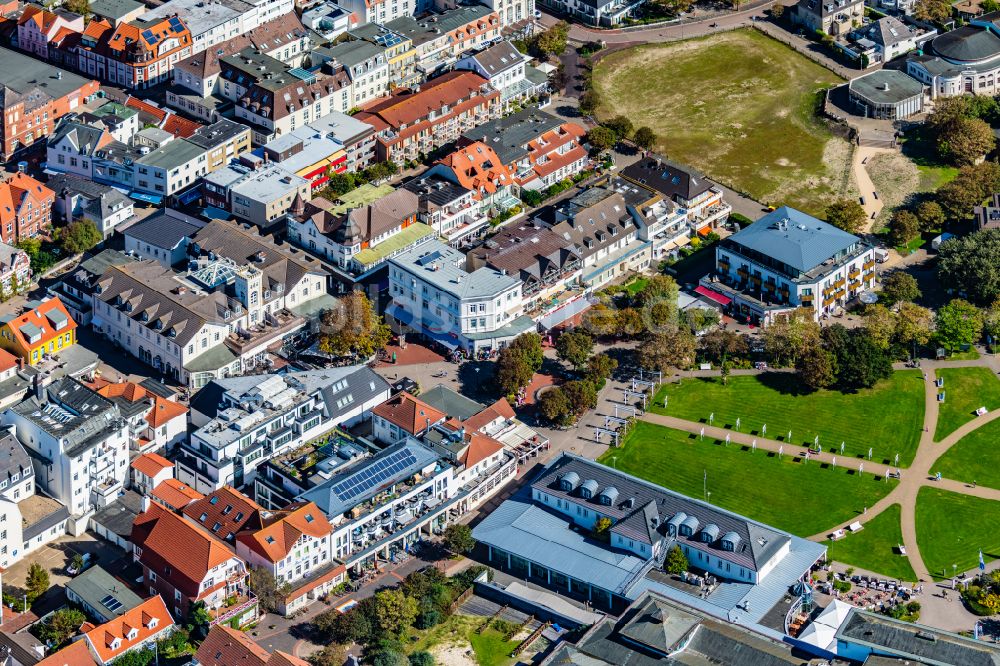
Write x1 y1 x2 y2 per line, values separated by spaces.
36 640 98 666
131 501 253 619
0 171 55 245
16 5 83 59
150 478 203 510
372 392 447 443
354 71 500 164
234 502 343 616
430 141 515 204
195 625 309 666
81 595 173 665
0 296 77 366
182 487 263 543
130 452 174 494
92 380 188 453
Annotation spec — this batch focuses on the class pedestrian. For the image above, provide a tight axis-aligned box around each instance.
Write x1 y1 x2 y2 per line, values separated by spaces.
974 480 977 488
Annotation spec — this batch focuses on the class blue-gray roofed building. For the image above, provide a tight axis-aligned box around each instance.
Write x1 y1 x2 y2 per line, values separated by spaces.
700 206 876 326
473 452 826 627
386 239 535 353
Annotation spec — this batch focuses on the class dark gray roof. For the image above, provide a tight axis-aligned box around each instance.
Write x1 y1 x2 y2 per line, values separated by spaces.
89 0 143 19
0 429 32 486
187 119 249 150
725 206 862 274
49 120 108 157
534 454 788 572
125 208 204 251
300 440 440 518
403 176 474 209
0 631 44 665
620 155 714 205
0 48 94 107
466 41 524 78
11 377 123 459
90 490 143 541
460 107 563 166
930 24 1000 62
850 69 924 105
386 5 496 48
536 187 636 261
79 250 135 279
65 563 143 621
836 609 1000 665
47 173 118 200
419 384 485 421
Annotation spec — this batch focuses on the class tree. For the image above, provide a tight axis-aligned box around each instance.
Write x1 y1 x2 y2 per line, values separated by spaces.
60 219 103 255
63 0 90 15
592 517 613 541
889 209 920 247
578 90 601 116
638 274 680 332
586 126 617 152
372 650 409 666
615 307 645 338
665 545 688 575
187 601 212 639
495 333 543 396
896 302 935 352
249 566 292 614
69 553 85 574
409 652 435 666
796 346 836 390
373 589 418 637
937 228 1000 305
604 116 634 142
582 302 618 336
442 524 475 554
935 298 985 352
585 352 618 383
771 2 784 18
650 0 694 14
838 330 893 389
556 329 593 370
318 291 391 359
985 298 1000 347
937 116 995 166
638 328 696 372
315 605 372 644
914 0 952 22
763 308 821 365
111 649 155 666
915 200 946 233
633 126 657 151
25 562 49 602
562 379 598 417
534 21 569 57
825 199 867 234
863 304 898 350
37 608 85 646
700 329 748 363
936 162 1000 220
881 272 921 305
538 387 572 425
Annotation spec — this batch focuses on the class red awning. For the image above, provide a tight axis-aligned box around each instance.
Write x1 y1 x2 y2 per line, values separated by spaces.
695 285 732 307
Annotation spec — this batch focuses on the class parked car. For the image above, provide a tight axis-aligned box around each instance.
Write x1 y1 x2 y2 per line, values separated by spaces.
68 552 93 575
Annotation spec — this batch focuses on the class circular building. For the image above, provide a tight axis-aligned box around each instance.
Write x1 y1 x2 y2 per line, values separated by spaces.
906 17 1000 97
849 69 924 120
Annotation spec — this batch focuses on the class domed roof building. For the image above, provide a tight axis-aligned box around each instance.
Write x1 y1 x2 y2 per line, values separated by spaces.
907 12 1000 97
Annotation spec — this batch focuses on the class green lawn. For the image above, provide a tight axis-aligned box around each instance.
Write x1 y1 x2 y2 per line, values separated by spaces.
468 628 519 666
916 487 1000 580
935 418 1000 490
652 371 925 466
624 277 649 296
592 29 847 215
823 504 916 582
933 367 1000 441
599 421 898 537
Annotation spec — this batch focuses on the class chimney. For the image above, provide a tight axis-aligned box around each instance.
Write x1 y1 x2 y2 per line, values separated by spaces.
32 374 42 400
141 494 151 512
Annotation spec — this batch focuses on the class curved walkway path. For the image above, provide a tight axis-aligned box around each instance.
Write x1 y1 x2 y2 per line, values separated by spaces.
639 356 1000 584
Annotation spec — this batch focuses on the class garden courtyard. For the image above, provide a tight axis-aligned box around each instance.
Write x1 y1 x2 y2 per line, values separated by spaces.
603 365 1000 584
591 29 851 215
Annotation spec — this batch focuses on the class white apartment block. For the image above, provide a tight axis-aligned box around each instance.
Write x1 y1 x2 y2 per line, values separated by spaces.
140 0 295 55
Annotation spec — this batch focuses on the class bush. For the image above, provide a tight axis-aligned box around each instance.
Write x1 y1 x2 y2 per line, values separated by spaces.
409 652 435 666
729 213 754 228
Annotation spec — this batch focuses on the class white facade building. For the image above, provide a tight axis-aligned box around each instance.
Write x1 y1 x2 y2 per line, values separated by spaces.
140 0 295 55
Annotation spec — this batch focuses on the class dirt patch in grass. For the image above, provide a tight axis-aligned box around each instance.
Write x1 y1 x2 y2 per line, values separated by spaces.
592 29 848 215
867 151 921 229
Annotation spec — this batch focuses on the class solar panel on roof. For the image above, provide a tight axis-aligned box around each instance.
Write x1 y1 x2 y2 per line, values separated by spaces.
100 594 124 612
169 17 184 33
142 29 155 42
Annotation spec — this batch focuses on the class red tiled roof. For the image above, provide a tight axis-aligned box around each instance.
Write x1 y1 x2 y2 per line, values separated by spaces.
36 640 97 666
236 502 331 564
130 452 174 479
161 113 201 138
83 595 173 664
151 479 203 509
195 625 309 666
2 296 76 355
461 432 504 469
182 487 263 542
462 398 516 432
94 381 187 428
131 502 236 600
356 71 494 131
371 392 446 436
436 141 513 201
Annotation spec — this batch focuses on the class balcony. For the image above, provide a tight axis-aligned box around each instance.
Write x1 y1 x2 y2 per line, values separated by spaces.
209 592 258 627
225 309 304 356
849 269 860 279
863 260 876 270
